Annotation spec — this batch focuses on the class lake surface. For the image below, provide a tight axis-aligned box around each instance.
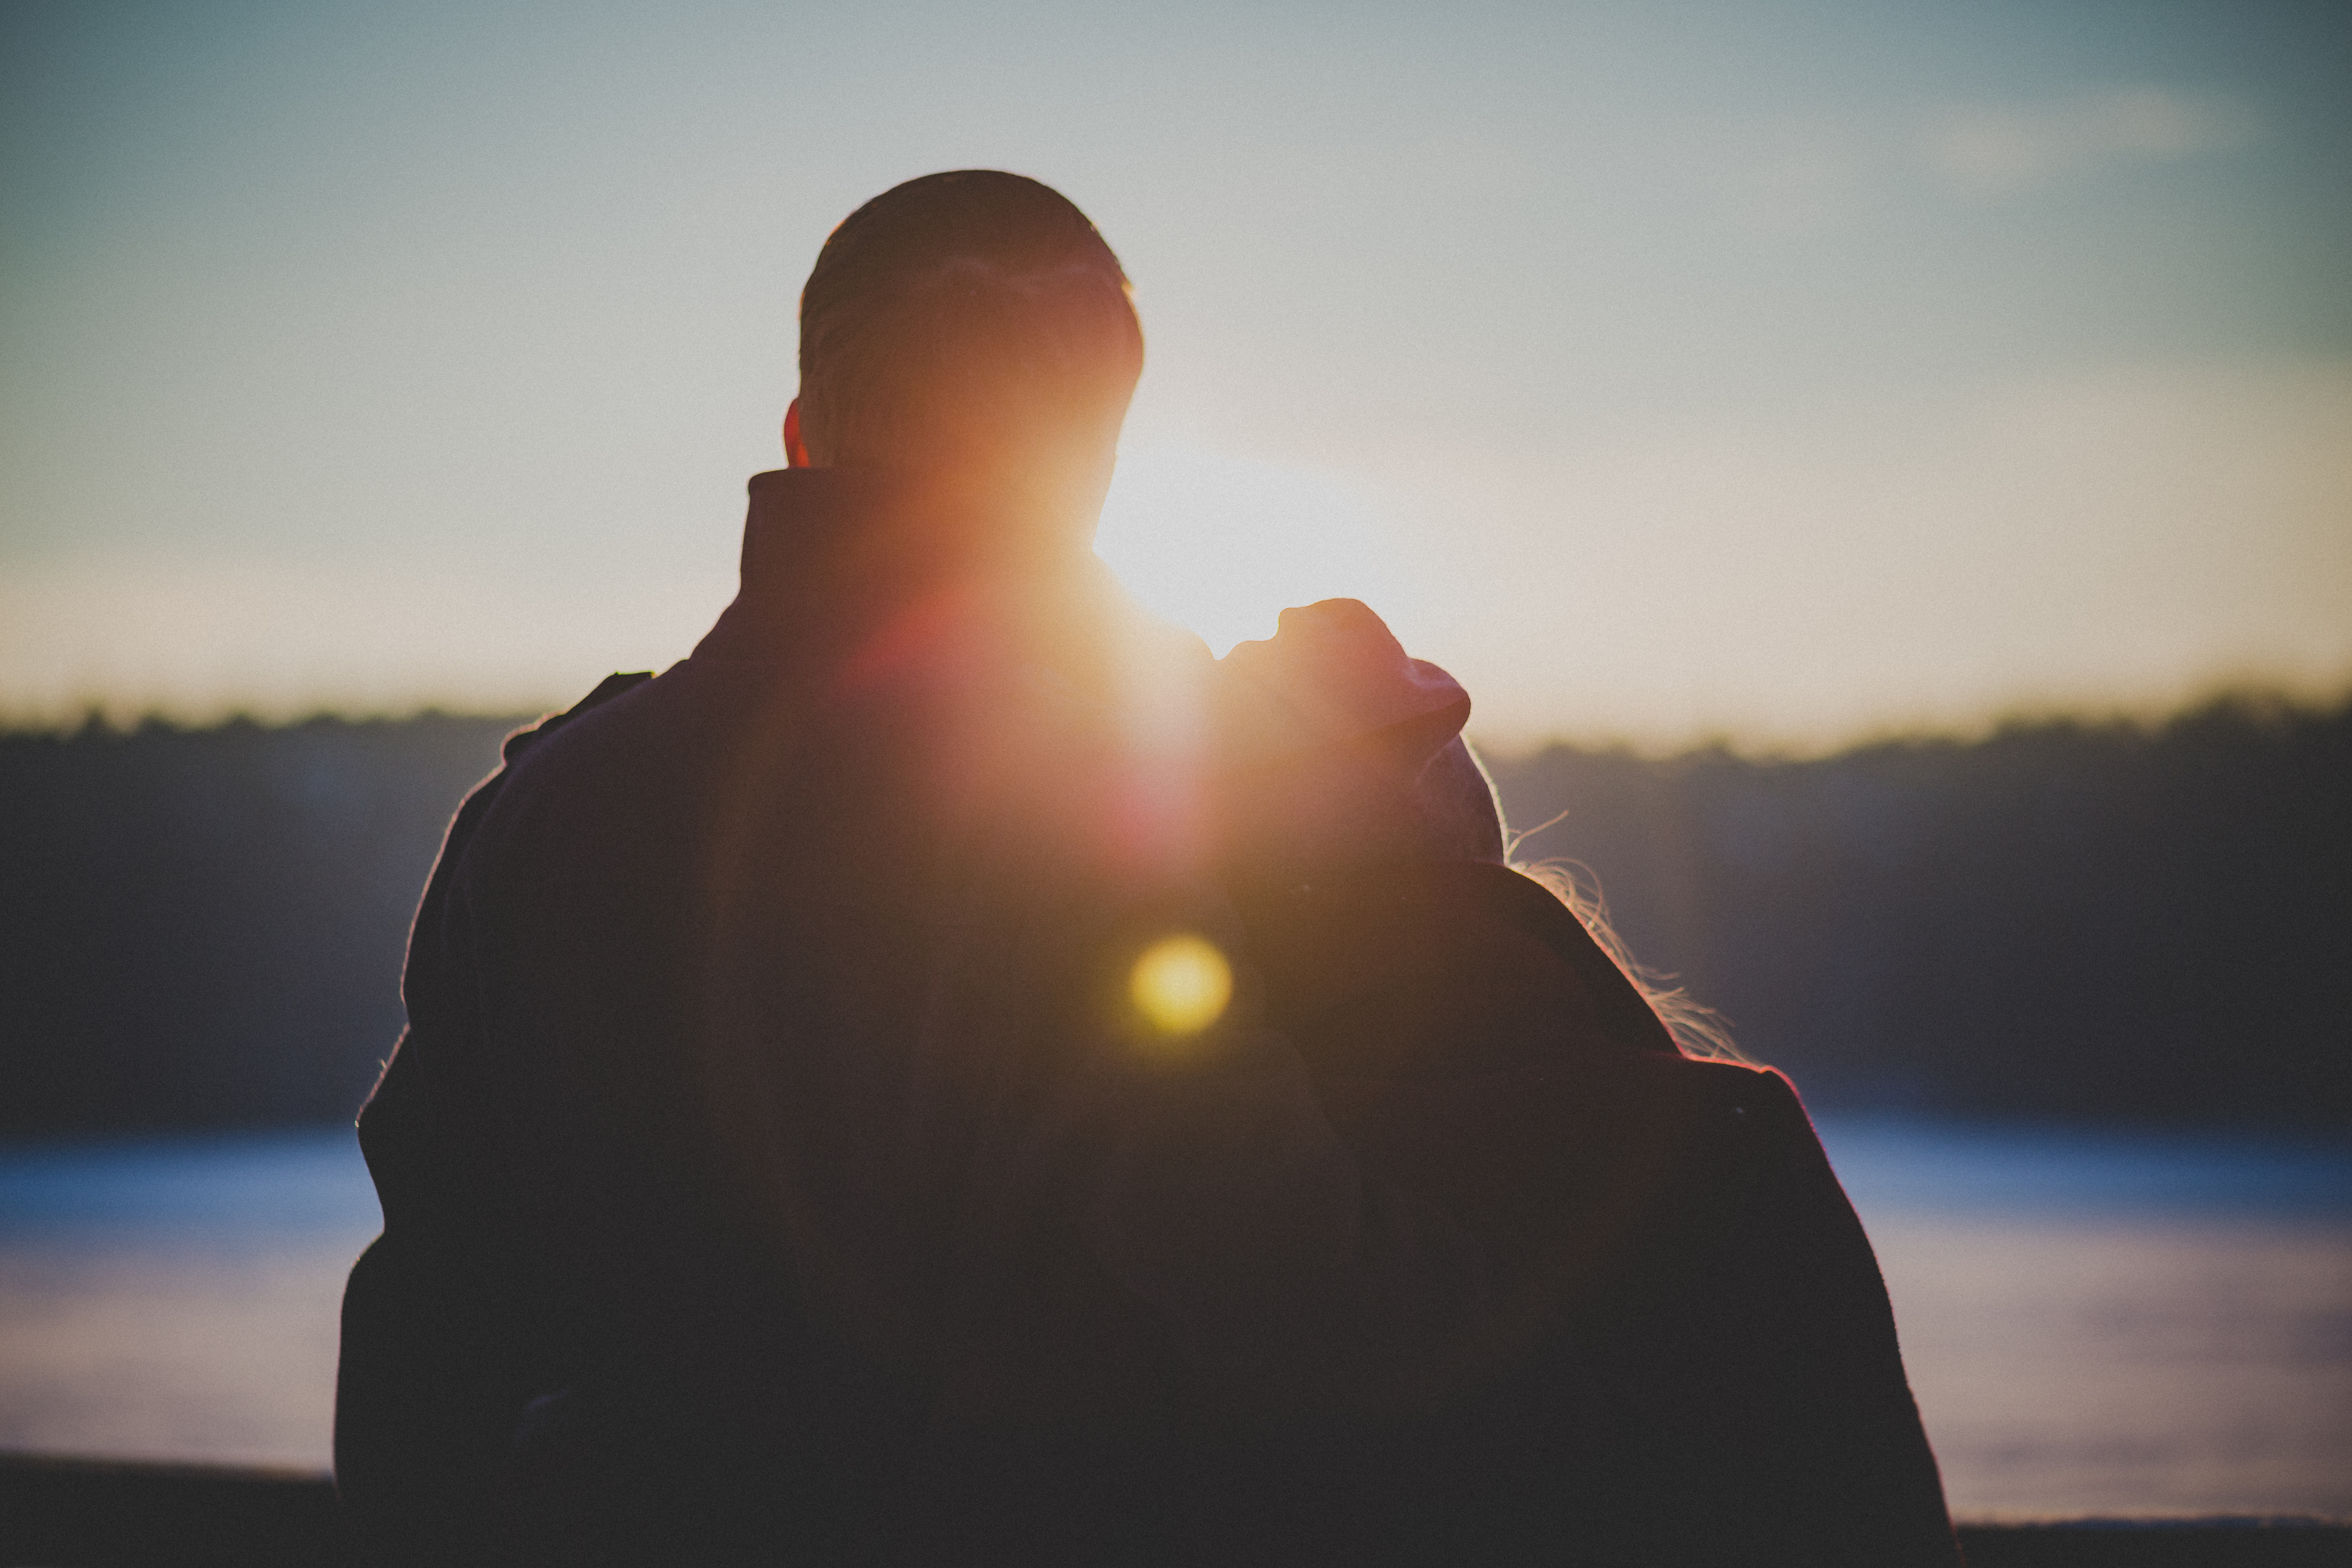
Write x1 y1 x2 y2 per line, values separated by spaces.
2 1119 2346 1520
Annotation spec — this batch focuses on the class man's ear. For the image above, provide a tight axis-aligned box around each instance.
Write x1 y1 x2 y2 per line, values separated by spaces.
784 398 811 468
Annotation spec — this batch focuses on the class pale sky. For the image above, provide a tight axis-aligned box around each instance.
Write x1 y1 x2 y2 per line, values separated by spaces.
4 0 2347 750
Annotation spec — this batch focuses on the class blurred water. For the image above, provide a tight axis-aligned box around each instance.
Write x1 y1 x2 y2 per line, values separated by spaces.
0 1130 378 1470
0 1120 2346 1518
1822 1119 2352 1520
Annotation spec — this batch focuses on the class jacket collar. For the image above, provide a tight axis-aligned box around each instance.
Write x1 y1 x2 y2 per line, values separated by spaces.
694 468 1101 666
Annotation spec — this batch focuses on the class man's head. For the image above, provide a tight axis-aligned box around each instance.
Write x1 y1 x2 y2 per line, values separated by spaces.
793 171 1142 531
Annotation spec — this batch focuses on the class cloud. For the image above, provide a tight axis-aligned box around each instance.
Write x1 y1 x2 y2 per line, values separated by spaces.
1925 89 2251 196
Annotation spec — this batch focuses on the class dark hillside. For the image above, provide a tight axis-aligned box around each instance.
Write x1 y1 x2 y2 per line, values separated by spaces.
0 695 2345 1134
1484 696 2352 1128
0 714 518 1134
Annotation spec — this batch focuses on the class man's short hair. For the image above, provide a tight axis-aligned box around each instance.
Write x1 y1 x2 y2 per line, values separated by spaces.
797 171 1143 473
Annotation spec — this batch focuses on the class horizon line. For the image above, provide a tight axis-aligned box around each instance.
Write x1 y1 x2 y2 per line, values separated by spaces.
8 679 2348 765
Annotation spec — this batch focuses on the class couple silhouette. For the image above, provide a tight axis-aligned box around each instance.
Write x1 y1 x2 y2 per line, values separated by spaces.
334 171 1957 1566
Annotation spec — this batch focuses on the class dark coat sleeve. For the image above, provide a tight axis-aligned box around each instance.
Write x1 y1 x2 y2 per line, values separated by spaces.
335 674 650 1562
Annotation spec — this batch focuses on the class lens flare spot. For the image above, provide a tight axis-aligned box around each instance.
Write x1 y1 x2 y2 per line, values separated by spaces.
1129 934 1233 1038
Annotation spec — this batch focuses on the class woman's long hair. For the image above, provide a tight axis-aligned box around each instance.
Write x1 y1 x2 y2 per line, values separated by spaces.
1509 851 1748 1064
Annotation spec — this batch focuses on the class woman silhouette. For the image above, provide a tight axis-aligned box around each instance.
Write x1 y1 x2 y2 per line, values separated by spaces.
1201 597 1962 1567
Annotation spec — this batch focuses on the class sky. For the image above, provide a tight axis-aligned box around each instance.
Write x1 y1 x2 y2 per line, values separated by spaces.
3 0 2347 751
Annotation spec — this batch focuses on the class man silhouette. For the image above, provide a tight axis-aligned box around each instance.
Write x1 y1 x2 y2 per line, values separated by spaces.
333 171 1501 1565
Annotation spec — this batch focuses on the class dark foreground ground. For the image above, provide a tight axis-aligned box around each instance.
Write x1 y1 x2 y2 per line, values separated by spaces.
3 1455 2348 1567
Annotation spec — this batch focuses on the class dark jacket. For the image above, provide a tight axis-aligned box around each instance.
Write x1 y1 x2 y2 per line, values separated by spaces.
338 467 1955 1565
335 471 1501 1565
1142 593 1957 1564
1216 861 1961 1566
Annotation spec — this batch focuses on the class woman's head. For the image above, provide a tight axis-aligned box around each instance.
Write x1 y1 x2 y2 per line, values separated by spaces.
1215 599 1505 879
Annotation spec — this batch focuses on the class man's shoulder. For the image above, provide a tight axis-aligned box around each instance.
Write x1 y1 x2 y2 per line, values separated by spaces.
448 663 733 893
465 648 1142 903
499 669 658 766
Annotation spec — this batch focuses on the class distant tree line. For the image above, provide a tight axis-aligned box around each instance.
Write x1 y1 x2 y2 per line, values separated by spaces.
1483 695 2351 1129
0 714 513 1135
1 695 2345 1136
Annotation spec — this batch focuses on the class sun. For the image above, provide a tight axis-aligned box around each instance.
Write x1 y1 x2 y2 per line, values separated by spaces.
1093 443 1412 655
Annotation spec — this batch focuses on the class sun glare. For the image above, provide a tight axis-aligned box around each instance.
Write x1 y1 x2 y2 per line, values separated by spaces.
1129 933 1234 1039
1095 444 1412 655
